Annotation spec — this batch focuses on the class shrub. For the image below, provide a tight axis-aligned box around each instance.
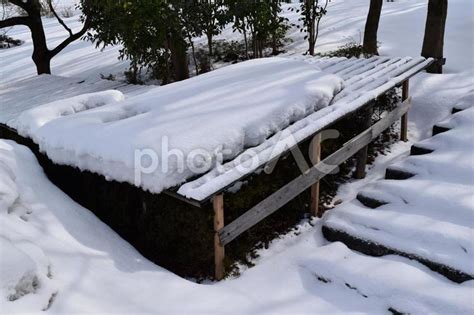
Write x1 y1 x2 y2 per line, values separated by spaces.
60 6 74 18
212 40 249 64
0 34 23 49
318 42 366 58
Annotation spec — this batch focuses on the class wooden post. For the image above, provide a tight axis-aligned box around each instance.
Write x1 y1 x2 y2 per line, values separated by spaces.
401 80 409 142
213 194 225 280
310 133 322 217
354 106 374 179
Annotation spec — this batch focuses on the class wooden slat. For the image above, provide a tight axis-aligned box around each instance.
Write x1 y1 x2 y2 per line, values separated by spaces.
341 57 395 82
218 98 412 246
401 80 410 142
163 190 202 208
354 105 374 179
213 194 225 280
335 57 377 76
333 57 415 102
310 133 322 217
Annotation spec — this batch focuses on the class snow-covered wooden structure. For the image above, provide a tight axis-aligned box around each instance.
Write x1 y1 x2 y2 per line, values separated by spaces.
169 56 433 279
0 56 433 280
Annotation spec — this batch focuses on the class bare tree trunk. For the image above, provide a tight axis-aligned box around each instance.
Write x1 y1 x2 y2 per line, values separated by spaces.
1 0 90 75
29 14 51 74
271 34 278 55
421 0 448 73
363 0 383 55
207 33 213 56
243 29 249 60
306 0 315 56
168 35 189 81
189 36 199 76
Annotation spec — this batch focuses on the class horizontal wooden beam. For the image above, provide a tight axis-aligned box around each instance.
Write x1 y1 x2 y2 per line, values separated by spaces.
218 98 411 246
163 190 202 208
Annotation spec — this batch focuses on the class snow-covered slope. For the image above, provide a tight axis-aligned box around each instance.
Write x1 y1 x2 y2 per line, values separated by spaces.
1 0 472 85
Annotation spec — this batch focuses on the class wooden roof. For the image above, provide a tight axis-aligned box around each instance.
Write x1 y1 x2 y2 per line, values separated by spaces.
171 56 433 205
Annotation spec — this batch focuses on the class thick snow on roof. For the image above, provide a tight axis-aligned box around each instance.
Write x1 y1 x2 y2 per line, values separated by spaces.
0 75 152 125
178 56 432 200
10 57 343 194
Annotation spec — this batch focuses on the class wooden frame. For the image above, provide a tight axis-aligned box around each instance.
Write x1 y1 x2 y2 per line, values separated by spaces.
212 96 412 278
310 133 322 217
354 105 375 179
401 80 410 142
213 194 225 280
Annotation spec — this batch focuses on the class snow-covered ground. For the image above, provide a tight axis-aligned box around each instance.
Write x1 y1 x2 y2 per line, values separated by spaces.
1 0 473 313
1 139 472 314
1 0 472 84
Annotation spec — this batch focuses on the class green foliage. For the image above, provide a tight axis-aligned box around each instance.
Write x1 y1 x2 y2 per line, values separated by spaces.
0 34 23 48
212 39 248 63
81 0 188 83
291 0 330 55
318 42 366 58
227 0 290 58
81 1 291 83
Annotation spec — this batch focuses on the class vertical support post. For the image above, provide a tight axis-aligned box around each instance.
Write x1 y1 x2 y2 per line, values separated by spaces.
310 133 322 217
213 194 225 280
354 105 374 179
401 80 409 142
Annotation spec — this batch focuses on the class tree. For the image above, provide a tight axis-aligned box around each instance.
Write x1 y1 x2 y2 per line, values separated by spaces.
421 0 448 73
81 0 189 83
227 0 252 59
269 0 288 55
228 0 289 59
199 0 229 56
363 0 383 55
293 0 329 56
0 0 90 75
179 1 229 74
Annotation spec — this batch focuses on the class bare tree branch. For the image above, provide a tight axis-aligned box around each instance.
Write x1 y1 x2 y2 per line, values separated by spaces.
49 16 90 58
47 0 73 36
0 16 30 29
9 0 31 12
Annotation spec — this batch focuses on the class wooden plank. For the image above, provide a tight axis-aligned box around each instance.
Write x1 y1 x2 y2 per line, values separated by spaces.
218 99 411 246
354 105 374 179
310 133 322 217
401 80 410 142
213 194 225 280
163 190 202 208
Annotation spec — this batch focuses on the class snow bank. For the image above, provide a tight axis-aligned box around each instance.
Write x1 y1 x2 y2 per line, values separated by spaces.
0 142 57 312
0 238 38 302
0 159 17 212
13 57 343 194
